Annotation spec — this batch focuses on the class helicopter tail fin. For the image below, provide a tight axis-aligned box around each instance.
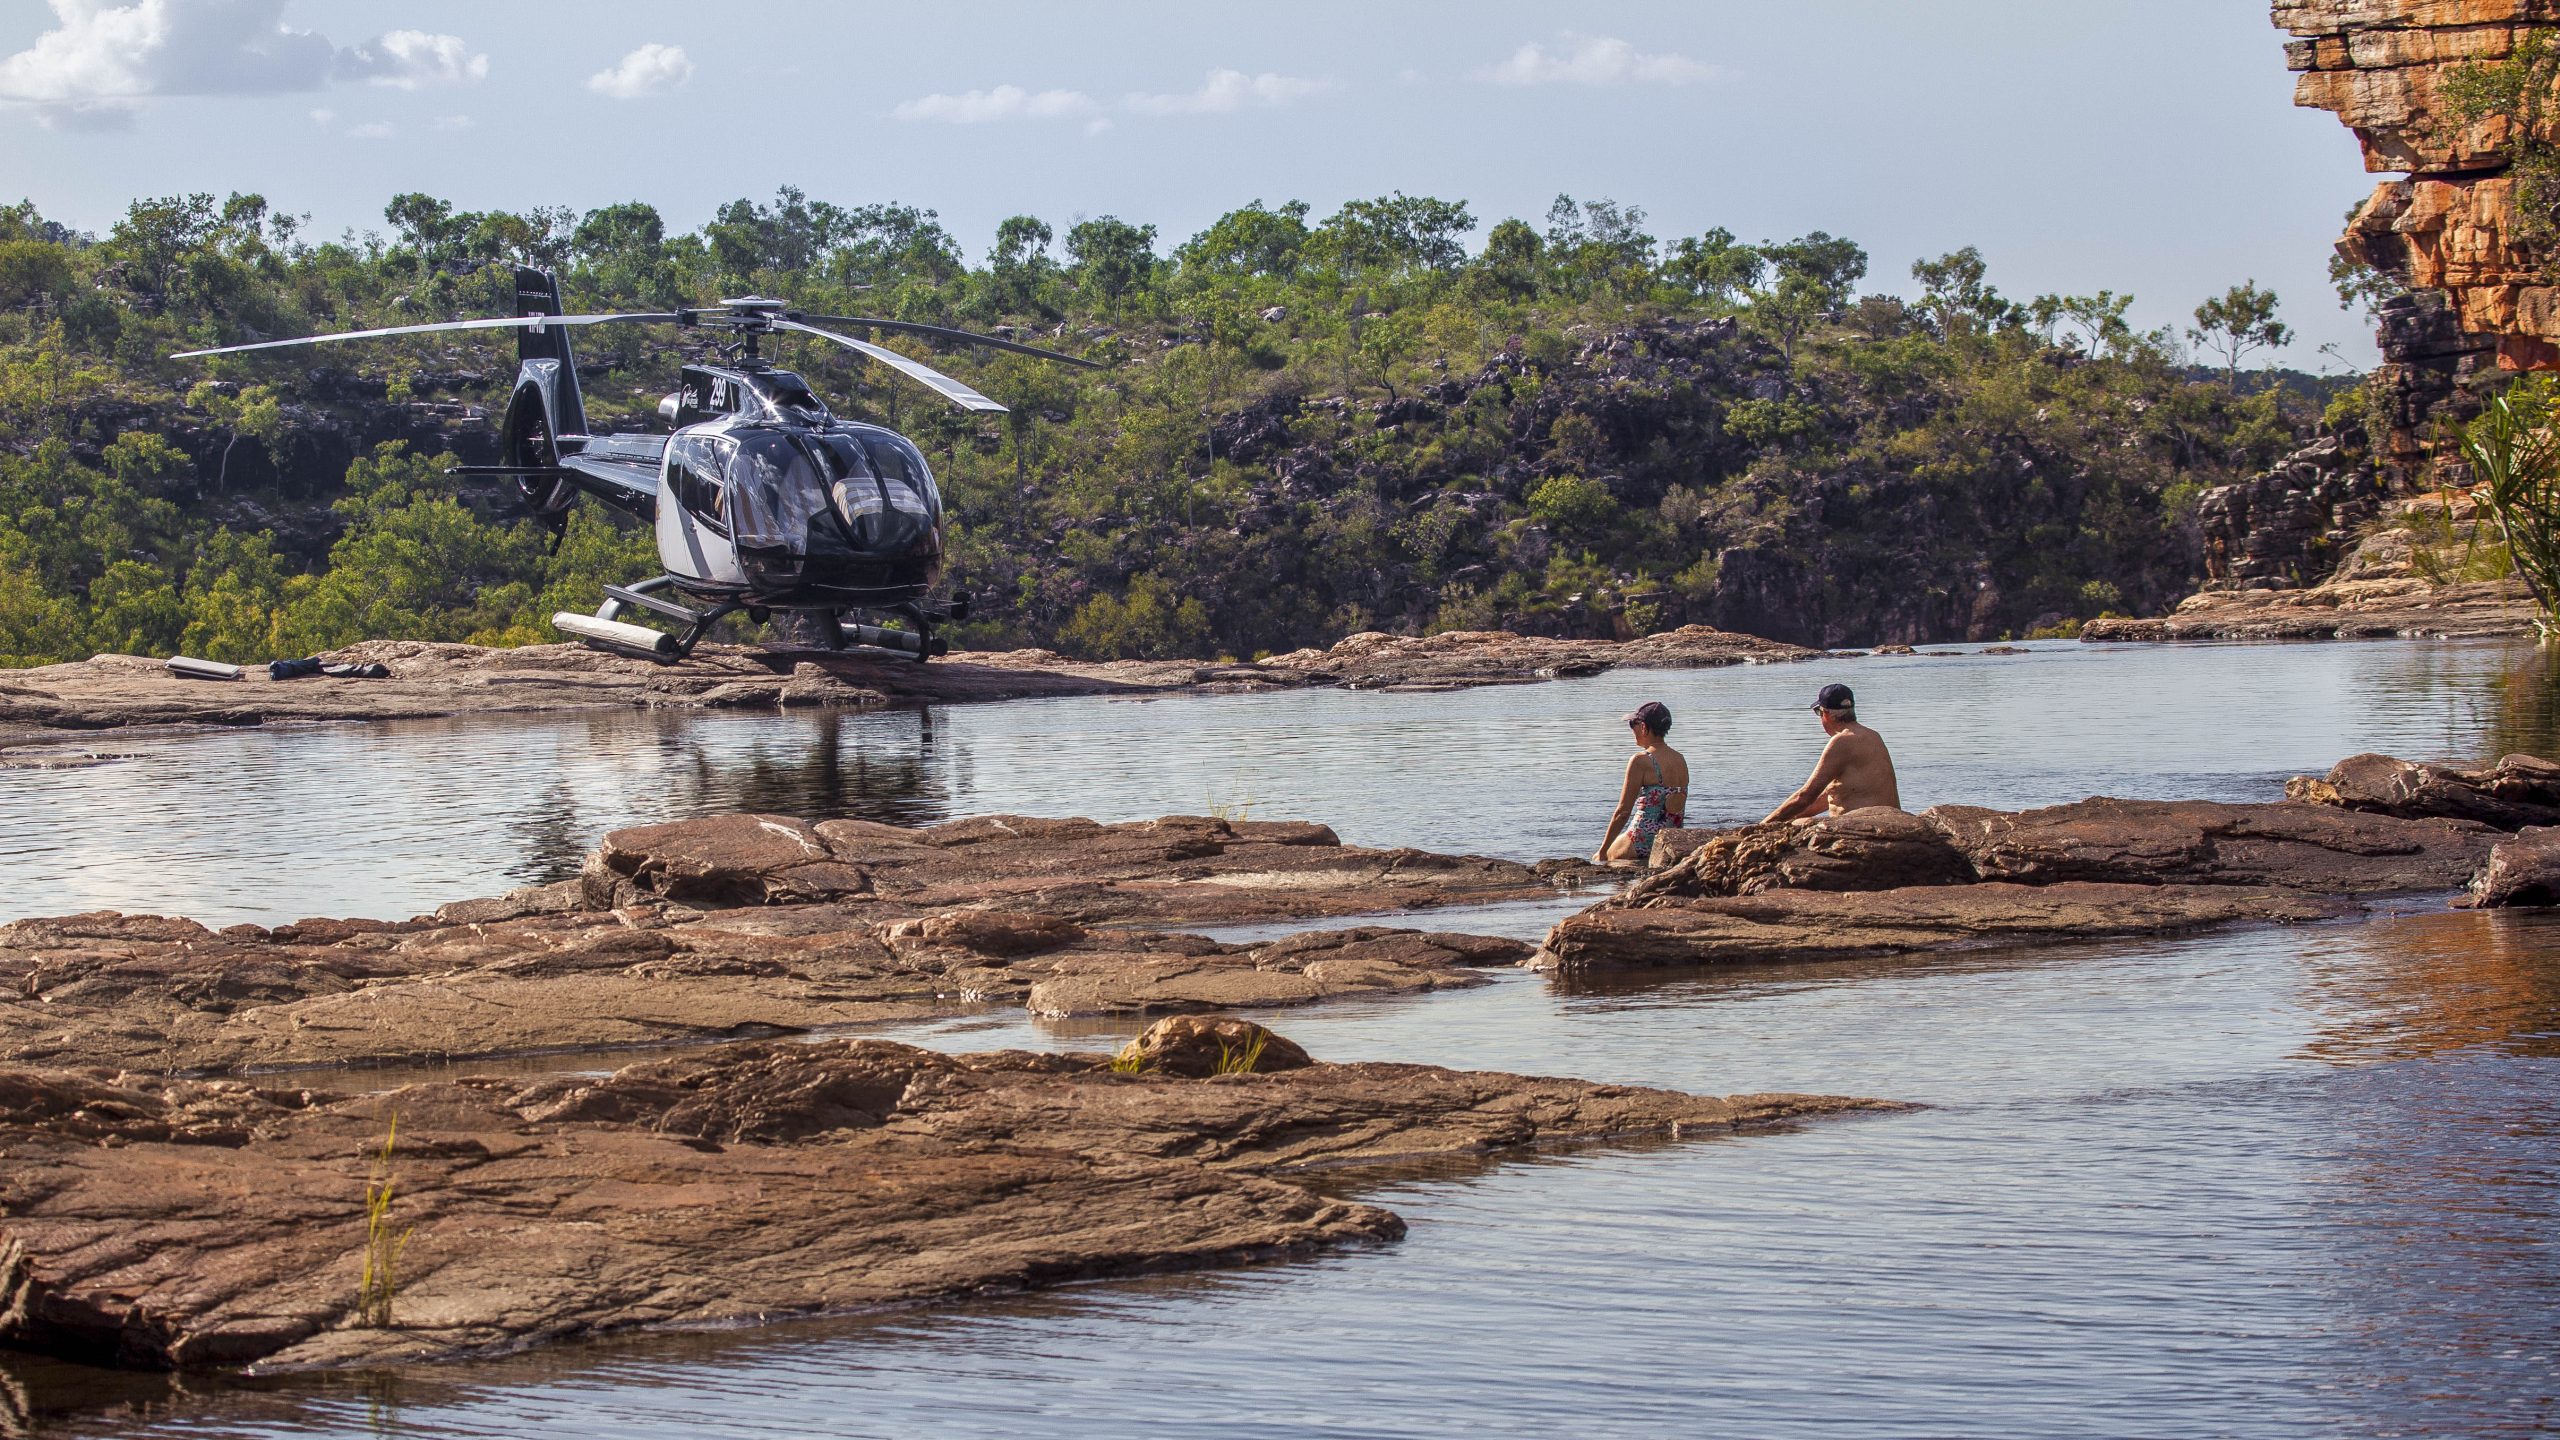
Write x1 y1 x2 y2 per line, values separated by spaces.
512 266 589 439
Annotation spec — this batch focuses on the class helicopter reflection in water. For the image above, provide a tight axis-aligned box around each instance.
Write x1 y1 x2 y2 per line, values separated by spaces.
503 707 955 885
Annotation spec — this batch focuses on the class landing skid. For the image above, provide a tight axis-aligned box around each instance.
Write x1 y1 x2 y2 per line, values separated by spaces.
551 578 952 665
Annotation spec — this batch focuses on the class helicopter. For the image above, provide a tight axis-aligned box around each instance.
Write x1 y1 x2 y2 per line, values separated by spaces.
172 267 1101 664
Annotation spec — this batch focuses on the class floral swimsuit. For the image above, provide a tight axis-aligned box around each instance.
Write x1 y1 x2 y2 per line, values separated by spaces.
1624 751 1686 851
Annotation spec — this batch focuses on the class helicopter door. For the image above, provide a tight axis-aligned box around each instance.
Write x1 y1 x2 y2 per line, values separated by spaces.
659 433 739 582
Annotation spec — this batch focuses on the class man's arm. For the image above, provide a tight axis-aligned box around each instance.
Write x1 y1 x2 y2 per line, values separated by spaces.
1762 737 1845 824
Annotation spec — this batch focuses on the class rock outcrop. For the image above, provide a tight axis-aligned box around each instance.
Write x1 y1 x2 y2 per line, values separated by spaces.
2285 750 2560 827
2466 824 2560 904
2285 0 2560 367
2080 575 2534 640
0 814 1560 1075
2086 6 2552 642
0 1036 1889 1371
1540 768 2529 969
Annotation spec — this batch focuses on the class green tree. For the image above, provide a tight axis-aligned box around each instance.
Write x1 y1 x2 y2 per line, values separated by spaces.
2188 282 2291 387
1066 216 1159 309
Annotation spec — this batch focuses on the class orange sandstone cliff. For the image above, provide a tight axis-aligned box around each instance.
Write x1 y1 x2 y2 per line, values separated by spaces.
2283 0 2560 368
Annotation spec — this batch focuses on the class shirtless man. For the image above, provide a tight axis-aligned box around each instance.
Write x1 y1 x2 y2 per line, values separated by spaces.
1763 683 1901 823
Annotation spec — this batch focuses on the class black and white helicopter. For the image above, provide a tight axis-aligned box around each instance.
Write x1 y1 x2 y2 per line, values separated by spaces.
173 267 1100 663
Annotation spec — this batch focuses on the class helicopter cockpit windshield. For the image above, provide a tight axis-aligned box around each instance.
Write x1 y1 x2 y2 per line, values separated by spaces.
717 427 942 564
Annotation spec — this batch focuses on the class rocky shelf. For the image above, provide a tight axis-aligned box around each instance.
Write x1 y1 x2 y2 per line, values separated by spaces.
2078 578 2536 643
0 811 1606 1076
0 625 1816 747
0 1019 1892 1372
1541 753 2560 969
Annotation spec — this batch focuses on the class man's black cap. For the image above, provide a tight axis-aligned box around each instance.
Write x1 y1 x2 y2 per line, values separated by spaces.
1813 683 1855 712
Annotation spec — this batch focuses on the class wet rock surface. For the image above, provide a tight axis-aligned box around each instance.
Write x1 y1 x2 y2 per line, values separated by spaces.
0 814 1564 1074
0 1038 1888 1372
1541 772 2528 969
0 625 1816 745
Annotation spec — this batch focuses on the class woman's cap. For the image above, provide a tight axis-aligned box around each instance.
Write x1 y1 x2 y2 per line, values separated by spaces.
1813 683 1855 712
1623 701 1672 731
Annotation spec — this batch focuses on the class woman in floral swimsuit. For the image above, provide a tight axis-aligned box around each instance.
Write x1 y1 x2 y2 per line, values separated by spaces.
1595 700 1689 867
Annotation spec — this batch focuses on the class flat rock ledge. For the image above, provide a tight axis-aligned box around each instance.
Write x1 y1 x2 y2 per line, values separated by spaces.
1540 755 2557 969
2079 577 2535 642
0 1032 1890 1372
0 813 1561 1075
0 625 1814 745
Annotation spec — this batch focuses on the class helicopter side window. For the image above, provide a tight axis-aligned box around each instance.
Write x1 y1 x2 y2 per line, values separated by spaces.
666 434 732 536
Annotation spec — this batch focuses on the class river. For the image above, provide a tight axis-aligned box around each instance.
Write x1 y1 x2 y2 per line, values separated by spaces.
3 638 2556 1437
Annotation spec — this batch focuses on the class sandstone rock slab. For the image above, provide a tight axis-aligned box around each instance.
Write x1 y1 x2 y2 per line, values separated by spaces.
0 1038 1888 1371
1533 882 2353 971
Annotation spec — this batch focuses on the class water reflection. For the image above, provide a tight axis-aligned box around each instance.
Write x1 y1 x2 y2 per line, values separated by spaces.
2490 640 2560 761
2295 909 2560 1064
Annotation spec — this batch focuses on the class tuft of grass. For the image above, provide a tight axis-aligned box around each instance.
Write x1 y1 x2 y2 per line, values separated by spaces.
1203 790 1260 822
1212 1031 1270 1076
1108 1044 1148 1074
356 1114 415 1328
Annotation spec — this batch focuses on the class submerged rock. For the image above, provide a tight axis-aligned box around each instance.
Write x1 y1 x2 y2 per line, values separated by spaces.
0 1036 1889 1372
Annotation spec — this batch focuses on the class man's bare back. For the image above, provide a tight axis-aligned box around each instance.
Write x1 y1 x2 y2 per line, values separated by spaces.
1764 685 1902 824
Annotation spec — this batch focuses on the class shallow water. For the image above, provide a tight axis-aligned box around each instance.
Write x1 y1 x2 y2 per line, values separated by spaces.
5 637 2560 1438
3 637 2555 928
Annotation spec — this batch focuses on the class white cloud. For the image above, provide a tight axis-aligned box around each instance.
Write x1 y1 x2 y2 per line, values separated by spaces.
893 84 1095 123
1123 68 1332 116
0 0 334 102
429 112 472 131
333 30 486 90
347 119 392 139
305 104 330 125
586 43 692 100
0 2 488 130
1477 33 1723 87
896 69 1332 125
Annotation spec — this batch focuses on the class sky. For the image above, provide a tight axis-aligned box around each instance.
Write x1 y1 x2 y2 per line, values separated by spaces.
0 0 2382 368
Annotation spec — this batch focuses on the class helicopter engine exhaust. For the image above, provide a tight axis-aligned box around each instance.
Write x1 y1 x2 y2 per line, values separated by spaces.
550 612 681 659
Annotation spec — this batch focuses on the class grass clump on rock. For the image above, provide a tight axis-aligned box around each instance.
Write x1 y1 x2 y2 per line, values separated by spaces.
356 1115 414 1329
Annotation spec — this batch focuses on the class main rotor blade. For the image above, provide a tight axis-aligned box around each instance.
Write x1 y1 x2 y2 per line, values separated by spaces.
793 314 1103 369
774 319 1008 414
171 312 681 359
